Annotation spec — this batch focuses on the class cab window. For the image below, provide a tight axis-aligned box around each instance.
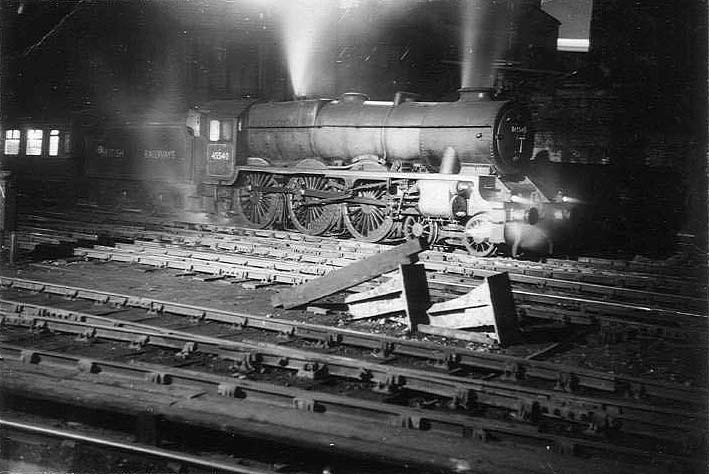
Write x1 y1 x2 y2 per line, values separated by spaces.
209 119 233 142
209 120 220 141
4 129 20 155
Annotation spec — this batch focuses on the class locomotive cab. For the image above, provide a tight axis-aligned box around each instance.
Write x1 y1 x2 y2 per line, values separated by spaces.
187 99 258 185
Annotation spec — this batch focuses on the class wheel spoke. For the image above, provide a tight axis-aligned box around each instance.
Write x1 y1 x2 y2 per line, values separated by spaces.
463 214 496 257
286 174 339 236
342 184 394 243
233 172 279 229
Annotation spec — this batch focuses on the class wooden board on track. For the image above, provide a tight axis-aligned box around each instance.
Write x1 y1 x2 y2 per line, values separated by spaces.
271 238 425 309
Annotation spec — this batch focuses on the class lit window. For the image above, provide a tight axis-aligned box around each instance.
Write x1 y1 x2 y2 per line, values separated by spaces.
49 129 60 156
26 129 43 155
209 120 220 141
209 119 233 142
4 129 20 155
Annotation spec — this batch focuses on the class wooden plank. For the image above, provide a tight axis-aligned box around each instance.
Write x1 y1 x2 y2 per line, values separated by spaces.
271 239 424 309
486 273 523 347
426 273 522 347
400 264 431 331
417 324 497 345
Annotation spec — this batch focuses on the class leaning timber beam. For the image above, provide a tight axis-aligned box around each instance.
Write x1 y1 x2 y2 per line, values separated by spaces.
271 238 425 309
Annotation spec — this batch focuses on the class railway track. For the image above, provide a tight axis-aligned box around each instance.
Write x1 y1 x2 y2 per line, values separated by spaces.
19 211 708 292
3 209 706 472
0 329 703 474
2 343 680 474
0 275 702 402
15 213 708 314
63 239 707 342
10 212 708 356
0 280 705 455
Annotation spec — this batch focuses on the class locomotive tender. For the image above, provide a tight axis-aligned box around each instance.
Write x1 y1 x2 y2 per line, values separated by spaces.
81 88 576 256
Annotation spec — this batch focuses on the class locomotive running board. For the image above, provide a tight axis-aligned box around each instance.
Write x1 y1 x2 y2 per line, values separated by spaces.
236 165 493 182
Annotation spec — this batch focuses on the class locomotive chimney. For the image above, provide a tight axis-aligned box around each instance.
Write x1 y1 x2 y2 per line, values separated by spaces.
457 87 495 102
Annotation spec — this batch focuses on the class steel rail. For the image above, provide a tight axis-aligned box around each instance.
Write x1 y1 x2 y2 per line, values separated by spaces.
0 275 703 404
0 344 698 467
0 417 280 474
423 253 706 291
0 302 704 446
427 273 707 321
423 259 706 309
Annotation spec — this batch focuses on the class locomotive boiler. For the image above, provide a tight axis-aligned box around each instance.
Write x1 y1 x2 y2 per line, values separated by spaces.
193 88 575 256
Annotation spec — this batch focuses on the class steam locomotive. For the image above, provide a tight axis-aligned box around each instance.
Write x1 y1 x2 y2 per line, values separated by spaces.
194 88 576 256
10 88 578 256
